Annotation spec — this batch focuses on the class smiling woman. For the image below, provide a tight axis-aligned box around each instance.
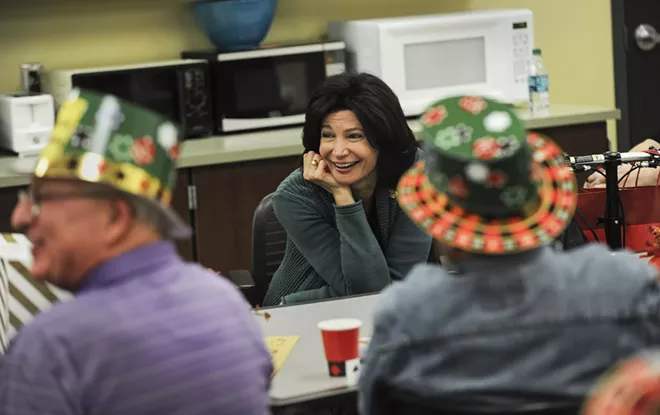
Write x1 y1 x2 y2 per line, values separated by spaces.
262 72 433 306
319 110 378 186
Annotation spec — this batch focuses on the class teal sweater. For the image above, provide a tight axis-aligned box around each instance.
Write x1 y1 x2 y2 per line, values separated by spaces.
262 161 433 306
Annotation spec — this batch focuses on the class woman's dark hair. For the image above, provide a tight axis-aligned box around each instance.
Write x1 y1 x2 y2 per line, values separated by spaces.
301 72 419 189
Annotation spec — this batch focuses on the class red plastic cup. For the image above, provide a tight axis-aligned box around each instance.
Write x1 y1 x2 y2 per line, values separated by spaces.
318 318 362 383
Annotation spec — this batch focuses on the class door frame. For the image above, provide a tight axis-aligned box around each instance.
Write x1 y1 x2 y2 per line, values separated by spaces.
611 0 632 151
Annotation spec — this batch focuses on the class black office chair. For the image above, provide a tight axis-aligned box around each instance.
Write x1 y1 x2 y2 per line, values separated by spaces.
229 193 288 307
378 384 582 415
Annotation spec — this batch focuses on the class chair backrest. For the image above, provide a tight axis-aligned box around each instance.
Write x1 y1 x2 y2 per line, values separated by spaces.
380 384 581 415
250 193 288 305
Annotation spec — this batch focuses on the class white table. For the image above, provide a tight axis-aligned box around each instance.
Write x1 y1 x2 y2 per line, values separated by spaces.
255 293 382 407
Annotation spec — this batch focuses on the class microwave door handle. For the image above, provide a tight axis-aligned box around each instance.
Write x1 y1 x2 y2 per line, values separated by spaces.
175 69 189 137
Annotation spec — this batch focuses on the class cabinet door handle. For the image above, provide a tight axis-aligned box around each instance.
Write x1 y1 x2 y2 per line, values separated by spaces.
187 185 198 211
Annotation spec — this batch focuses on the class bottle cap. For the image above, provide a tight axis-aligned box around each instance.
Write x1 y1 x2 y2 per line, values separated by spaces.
533 48 542 56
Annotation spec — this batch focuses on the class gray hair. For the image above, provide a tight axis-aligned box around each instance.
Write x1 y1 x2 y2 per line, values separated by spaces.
82 183 168 238
121 192 169 238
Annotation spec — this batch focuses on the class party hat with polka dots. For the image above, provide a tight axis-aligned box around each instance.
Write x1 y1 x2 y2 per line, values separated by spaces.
21 88 190 240
397 95 577 255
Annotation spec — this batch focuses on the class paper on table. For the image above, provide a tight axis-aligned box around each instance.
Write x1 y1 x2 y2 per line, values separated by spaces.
265 336 299 376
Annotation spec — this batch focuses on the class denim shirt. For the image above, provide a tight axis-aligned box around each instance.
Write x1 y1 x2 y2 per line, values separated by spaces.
358 244 660 414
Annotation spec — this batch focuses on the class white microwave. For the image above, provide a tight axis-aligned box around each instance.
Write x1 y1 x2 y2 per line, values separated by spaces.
328 9 534 116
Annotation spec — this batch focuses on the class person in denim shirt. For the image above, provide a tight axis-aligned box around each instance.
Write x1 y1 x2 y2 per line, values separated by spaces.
358 95 660 414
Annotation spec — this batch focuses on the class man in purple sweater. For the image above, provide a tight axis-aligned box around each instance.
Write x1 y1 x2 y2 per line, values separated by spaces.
0 89 272 414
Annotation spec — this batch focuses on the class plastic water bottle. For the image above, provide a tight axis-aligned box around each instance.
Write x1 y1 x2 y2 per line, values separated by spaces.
528 48 550 114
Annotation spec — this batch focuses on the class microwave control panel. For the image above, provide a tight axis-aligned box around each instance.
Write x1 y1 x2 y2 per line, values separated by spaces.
182 67 209 115
179 65 214 138
511 21 533 86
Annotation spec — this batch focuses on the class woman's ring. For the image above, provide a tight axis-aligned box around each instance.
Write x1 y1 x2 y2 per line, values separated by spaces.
311 159 319 167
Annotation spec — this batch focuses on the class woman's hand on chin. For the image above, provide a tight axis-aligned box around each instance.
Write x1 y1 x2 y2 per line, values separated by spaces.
303 151 354 205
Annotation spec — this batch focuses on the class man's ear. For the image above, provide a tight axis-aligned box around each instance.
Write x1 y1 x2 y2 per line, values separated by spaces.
102 199 134 244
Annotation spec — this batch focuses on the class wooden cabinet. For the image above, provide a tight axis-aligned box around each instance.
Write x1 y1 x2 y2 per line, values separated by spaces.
191 155 300 275
534 122 608 156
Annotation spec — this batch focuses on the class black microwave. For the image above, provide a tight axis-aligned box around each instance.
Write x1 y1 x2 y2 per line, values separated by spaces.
42 60 214 139
182 41 346 134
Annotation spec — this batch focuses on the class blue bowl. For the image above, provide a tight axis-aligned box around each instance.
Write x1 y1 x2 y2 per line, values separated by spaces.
192 0 277 52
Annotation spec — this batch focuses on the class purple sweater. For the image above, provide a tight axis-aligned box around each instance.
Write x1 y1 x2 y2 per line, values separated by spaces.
0 241 272 414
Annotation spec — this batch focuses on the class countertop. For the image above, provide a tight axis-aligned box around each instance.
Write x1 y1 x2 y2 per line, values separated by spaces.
0 104 619 189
